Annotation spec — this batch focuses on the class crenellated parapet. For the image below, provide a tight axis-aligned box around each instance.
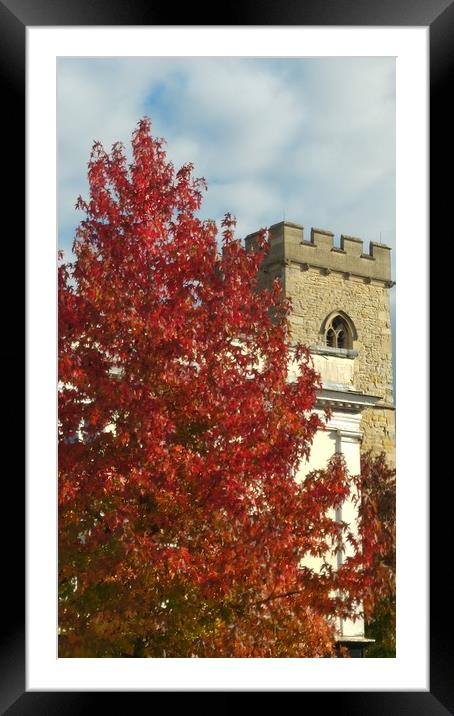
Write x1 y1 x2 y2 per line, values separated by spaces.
245 221 393 284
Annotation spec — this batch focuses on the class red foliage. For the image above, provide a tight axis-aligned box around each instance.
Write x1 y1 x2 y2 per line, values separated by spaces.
352 452 396 654
58 118 388 657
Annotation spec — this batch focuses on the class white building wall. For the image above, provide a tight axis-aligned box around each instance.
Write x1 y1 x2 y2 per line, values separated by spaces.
297 408 366 641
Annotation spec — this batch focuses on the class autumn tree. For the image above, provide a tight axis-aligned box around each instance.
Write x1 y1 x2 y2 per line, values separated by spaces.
59 118 385 658
353 452 396 657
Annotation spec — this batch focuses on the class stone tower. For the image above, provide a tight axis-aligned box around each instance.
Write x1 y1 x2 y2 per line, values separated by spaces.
246 219 395 468
245 220 395 654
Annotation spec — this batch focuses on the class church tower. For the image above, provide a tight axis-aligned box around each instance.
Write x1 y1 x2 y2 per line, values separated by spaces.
245 220 395 655
245 220 395 467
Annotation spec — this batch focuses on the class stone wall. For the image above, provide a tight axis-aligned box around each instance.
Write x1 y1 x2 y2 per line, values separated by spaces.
246 221 396 466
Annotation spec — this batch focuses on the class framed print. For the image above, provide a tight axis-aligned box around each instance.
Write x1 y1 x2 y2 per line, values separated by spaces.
1 0 444 710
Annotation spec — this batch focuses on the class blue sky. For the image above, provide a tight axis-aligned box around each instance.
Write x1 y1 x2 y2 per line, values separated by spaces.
58 57 395 260
58 56 396 386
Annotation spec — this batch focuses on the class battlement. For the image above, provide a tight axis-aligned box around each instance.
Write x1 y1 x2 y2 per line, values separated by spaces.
245 221 393 284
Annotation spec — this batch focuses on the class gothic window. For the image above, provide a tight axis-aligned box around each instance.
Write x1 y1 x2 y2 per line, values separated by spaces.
324 314 353 350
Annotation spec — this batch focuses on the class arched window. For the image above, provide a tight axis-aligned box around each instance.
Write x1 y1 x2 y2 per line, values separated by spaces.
324 313 354 350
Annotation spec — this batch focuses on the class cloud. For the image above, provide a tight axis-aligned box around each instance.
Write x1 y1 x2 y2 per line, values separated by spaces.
58 55 396 394
58 56 395 263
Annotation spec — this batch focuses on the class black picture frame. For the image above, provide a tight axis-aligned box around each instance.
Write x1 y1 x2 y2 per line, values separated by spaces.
3 0 441 711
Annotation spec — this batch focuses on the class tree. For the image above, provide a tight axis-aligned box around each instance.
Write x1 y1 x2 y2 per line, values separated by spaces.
354 452 396 657
58 118 388 657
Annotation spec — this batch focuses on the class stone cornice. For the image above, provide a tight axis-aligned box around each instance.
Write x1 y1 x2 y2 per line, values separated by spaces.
265 257 395 287
309 345 358 359
335 637 375 644
316 387 381 413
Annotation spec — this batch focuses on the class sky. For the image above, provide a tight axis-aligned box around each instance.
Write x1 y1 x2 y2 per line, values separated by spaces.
57 56 396 384
58 57 395 255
